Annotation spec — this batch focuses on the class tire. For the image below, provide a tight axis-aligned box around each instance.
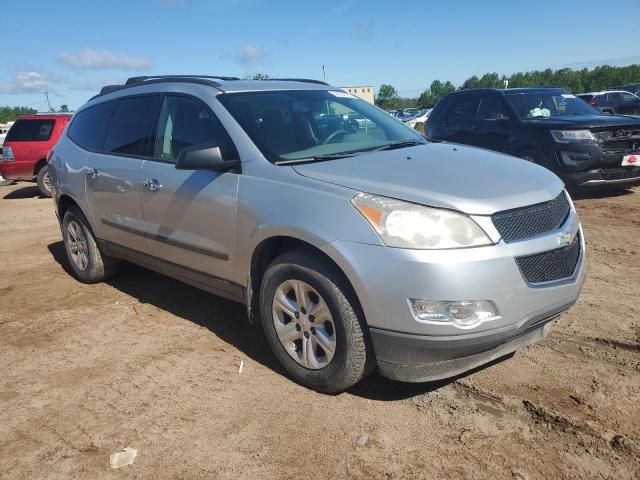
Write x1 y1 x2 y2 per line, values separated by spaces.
61 206 119 283
259 250 373 393
36 165 52 198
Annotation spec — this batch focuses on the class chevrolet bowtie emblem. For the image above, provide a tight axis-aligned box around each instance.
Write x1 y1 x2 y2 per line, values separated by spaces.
558 231 576 247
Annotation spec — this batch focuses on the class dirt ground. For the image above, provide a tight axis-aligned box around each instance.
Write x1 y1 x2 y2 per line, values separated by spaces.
0 182 638 480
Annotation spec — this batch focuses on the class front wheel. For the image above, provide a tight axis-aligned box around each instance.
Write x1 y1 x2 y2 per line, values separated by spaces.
259 251 373 393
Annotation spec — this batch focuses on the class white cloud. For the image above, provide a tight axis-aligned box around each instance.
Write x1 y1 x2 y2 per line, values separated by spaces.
233 45 269 68
58 48 152 71
0 71 54 94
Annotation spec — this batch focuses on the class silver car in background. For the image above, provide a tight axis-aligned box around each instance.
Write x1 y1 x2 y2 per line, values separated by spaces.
49 76 585 393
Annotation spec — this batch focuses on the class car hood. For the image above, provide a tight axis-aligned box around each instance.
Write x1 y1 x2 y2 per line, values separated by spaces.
292 143 564 215
520 114 640 129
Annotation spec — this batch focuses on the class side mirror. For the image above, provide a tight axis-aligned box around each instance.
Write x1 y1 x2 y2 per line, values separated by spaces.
175 144 239 171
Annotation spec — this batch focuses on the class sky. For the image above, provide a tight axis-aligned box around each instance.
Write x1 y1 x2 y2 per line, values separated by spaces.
1 0 639 111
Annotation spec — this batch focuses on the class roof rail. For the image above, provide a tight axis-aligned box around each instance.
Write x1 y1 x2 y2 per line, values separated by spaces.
125 75 240 85
265 78 329 85
91 75 241 100
33 111 74 116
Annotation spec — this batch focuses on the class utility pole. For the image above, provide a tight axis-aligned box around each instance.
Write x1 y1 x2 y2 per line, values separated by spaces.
322 65 326 81
44 91 53 112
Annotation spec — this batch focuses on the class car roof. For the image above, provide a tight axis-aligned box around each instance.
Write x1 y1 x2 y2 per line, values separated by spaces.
89 75 334 101
214 79 332 93
15 113 72 121
582 90 636 95
446 87 568 97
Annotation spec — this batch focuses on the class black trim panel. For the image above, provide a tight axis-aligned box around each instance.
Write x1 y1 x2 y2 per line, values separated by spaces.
101 218 229 260
98 239 244 303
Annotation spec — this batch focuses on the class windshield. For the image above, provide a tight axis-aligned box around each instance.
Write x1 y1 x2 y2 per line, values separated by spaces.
505 92 600 119
218 89 425 163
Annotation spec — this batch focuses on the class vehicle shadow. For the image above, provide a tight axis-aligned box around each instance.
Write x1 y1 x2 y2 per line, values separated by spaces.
3 185 46 199
347 354 513 401
47 240 507 400
47 241 282 375
569 187 636 200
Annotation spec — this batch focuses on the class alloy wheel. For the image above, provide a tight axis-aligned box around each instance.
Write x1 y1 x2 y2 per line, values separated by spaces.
66 220 90 271
272 279 336 369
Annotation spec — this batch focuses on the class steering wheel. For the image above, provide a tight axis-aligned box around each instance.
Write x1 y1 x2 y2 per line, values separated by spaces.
323 129 350 145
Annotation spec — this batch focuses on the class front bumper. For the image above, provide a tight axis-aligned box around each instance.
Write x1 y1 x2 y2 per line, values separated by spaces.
370 303 566 382
322 209 585 382
562 167 640 188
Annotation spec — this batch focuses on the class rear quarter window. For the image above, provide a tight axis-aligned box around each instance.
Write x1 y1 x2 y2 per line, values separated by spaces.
68 102 116 151
6 119 55 142
103 95 160 157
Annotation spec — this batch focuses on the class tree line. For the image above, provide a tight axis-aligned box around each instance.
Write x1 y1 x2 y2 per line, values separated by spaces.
376 64 640 110
0 104 70 123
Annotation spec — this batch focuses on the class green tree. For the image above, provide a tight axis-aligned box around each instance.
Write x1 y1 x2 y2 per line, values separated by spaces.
375 84 400 110
0 106 38 123
58 104 70 113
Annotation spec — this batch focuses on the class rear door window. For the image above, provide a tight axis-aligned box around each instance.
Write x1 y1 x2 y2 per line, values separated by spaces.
477 95 511 120
104 95 161 157
446 95 481 123
6 119 55 142
68 102 115 151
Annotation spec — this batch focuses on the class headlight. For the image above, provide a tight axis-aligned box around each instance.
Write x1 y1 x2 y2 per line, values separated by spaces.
550 129 596 143
351 192 492 249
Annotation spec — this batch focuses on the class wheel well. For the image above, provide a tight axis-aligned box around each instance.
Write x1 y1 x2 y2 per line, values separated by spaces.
248 236 363 326
33 159 47 176
57 194 79 218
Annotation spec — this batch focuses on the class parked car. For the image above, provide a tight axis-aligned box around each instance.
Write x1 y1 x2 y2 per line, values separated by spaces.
611 83 640 97
394 108 421 122
50 76 584 393
1 113 72 196
406 108 432 128
0 123 11 185
427 87 640 190
576 90 640 115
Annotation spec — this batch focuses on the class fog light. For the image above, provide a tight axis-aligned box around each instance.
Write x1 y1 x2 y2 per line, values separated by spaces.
560 151 591 166
408 299 499 328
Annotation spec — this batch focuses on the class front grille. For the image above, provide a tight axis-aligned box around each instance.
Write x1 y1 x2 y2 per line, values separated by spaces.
516 234 581 284
593 128 640 153
600 166 640 180
492 192 570 243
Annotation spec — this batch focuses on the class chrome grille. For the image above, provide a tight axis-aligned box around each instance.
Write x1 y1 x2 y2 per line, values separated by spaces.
516 234 581 284
492 192 570 243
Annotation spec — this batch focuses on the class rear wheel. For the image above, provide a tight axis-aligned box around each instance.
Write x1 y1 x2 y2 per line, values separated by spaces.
62 206 119 283
36 165 52 197
259 250 373 393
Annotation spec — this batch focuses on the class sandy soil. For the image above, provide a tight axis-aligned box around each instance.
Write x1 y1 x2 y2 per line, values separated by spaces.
0 182 638 480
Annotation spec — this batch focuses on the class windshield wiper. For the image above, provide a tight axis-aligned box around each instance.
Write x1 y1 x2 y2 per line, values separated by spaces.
274 152 359 165
374 139 425 151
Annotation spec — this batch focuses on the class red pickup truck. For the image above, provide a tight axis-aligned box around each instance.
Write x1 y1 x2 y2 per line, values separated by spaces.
1 113 72 197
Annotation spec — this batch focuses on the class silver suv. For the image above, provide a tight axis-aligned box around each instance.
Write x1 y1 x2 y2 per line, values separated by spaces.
50 76 585 393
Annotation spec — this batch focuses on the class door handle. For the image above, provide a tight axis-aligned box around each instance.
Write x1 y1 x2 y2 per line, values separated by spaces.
87 168 99 179
143 179 163 192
